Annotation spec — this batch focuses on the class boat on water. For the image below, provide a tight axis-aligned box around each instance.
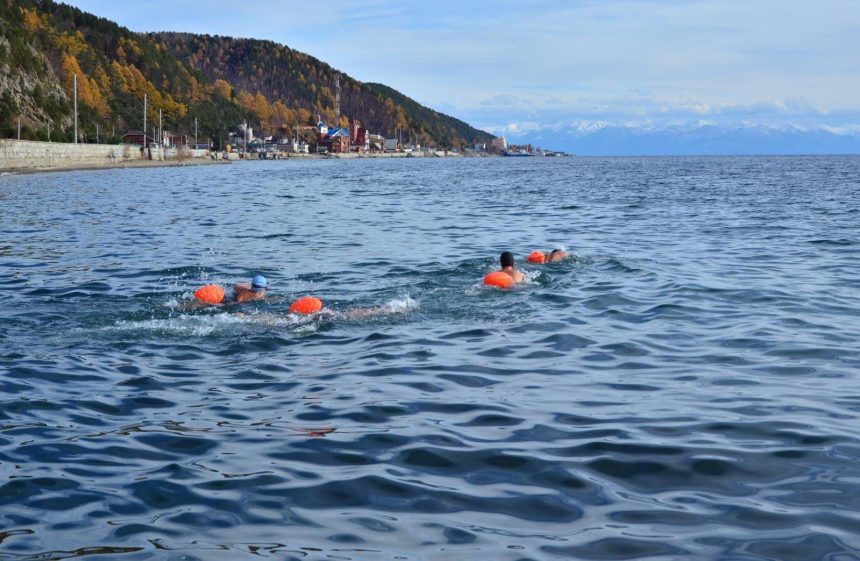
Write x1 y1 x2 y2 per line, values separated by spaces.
502 150 534 157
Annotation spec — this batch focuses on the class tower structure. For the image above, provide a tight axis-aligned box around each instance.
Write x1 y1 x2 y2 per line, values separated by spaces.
335 76 341 124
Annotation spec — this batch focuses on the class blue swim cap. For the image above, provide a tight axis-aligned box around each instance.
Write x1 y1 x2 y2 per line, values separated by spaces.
251 274 268 290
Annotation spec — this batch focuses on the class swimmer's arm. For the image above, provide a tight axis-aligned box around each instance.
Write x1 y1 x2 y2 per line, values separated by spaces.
338 306 386 319
178 299 225 311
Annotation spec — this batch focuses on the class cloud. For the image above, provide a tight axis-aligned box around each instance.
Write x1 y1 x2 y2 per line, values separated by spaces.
64 0 860 134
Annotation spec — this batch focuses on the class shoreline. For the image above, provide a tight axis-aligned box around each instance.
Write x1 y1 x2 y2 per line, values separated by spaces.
0 149 476 176
1 156 225 176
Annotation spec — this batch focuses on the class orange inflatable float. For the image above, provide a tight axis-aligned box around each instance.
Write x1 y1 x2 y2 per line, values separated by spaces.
483 271 514 288
193 284 225 304
289 296 323 315
527 251 546 264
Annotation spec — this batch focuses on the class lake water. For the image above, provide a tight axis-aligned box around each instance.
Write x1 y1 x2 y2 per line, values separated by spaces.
1 156 859 560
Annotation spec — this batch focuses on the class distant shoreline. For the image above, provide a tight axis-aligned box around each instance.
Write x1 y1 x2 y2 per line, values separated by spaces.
0 142 478 176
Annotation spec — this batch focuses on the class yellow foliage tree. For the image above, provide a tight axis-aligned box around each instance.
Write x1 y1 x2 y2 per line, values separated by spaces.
119 37 143 58
20 7 44 32
251 92 271 123
108 61 187 124
237 91 255 112
271 101 295 130
187 77 207 103
213 79 232 100
54 31 88 56
94 65 110 92
297 108 312 126
61 54 110 118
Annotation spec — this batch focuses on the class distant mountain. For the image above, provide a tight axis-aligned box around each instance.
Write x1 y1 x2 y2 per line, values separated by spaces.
0 0 493 147
497 122 860 156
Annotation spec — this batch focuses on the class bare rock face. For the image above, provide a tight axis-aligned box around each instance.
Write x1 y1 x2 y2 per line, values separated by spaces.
0 36 69 130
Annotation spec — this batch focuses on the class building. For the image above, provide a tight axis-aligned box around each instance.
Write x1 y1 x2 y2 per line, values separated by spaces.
490 136 507 152
316 120 350 153
122 130 155 147
161 131 188 148
349 118 369 152
124 130 188 148
279 139 310 154
238 122 254 142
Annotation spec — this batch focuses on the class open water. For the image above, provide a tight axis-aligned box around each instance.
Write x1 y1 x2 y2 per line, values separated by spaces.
1 156 859 560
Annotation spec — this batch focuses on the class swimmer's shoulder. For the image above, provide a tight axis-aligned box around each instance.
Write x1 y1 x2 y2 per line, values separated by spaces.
234 291 262 304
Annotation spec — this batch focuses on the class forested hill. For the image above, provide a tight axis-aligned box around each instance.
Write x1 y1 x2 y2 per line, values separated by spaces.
154 33 490 148
0 0 493 147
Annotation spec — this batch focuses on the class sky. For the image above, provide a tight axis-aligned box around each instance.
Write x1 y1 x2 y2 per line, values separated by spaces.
63 0 860 138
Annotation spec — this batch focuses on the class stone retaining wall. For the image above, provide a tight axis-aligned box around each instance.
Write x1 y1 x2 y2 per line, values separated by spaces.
0 140 207 171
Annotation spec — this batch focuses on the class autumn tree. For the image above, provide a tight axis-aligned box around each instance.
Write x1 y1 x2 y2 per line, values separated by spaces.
213 79 232 100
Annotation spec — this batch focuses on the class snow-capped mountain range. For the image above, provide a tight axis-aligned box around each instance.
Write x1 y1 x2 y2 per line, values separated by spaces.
487 121 860 156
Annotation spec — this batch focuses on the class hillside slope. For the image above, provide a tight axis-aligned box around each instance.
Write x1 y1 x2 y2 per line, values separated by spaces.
0 0 492 147
153 32 493 147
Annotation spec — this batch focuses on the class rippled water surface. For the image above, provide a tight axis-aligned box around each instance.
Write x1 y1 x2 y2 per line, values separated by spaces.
2 156 860 560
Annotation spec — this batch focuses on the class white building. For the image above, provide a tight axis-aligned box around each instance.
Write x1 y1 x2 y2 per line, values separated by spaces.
238 122 254 142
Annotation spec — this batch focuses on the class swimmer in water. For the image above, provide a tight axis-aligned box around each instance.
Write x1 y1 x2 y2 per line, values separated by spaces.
497 251 525 283
242 298 414 323
545 248 569 263
181 274 267 310
528 248 570 264
232 274 268 304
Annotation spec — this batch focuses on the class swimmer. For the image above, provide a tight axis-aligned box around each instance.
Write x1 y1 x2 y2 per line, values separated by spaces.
242 297 414 323
496 251 525 283
291 296 404 320
180 274 267 310
527 248 570 264
233 274 268 304
546 248 569 263
177 284 226 311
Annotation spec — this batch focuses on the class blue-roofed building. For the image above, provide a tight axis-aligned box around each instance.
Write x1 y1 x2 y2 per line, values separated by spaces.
316 122 350 153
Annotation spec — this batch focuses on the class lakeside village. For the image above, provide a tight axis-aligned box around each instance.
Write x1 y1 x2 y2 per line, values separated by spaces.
120 116 567 160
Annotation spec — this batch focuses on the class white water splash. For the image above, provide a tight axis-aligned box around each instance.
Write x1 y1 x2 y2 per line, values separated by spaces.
107 313 248 336
376 295 419 314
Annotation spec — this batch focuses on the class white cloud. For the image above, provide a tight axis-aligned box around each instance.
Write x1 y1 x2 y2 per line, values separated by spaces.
64 0 860 132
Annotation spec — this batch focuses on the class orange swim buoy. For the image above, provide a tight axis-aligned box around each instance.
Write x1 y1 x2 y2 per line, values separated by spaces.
193 284 225 304
483 271 514 288
527 251 546 264
289 296 323 315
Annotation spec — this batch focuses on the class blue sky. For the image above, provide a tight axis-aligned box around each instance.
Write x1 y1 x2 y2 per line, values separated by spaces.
63 0 860 138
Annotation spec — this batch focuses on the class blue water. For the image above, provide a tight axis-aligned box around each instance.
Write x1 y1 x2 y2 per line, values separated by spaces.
1 156 859 560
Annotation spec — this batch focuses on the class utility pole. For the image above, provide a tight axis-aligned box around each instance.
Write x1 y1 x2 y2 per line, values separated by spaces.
143 93 147 148
159 108 163 147
96 123 99 144
17 117 21 140
73 74 78 143
194 117 198 148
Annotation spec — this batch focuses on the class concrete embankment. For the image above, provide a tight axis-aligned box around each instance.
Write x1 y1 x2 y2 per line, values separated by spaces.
0 139 210 172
